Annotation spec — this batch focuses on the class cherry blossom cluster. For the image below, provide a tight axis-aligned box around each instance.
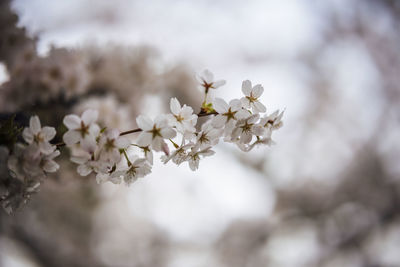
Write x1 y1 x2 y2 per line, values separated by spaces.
7 116 60 194
60 70 284 185
6 70 284 190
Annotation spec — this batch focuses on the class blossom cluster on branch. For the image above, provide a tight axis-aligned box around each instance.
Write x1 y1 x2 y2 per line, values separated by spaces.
3 70 283 211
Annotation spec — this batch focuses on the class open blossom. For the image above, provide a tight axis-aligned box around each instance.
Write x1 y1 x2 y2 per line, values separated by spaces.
231 114 264 144
161 142 194 165
212 98 249 134
167 97 197 135
196 69 226 93
187 146 215 171
98 128 130 164
194 121 222 150
259 110 284 132
106 156 152 186
240 80 266 113
136 115 176 152
22 115 56 155
63 109 100 150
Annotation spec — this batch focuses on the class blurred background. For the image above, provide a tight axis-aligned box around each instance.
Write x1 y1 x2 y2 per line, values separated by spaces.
1 0 400 266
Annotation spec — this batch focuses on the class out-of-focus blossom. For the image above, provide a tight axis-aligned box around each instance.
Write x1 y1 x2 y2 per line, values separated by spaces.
196 69 226 93
22 115 56 154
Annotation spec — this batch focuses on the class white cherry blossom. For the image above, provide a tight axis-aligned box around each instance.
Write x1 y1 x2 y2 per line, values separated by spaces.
136 115 176 152
194 121 222 150
167 97 197 135
63 109 100 151
240 80 267 113
98 128 130 164
196 69 226 93
231 114 263 144
212 98 249 135
22 115 56 155
187 146 215 171
161 143 194 165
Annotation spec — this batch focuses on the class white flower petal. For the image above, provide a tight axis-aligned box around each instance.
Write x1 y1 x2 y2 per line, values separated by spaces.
63 130 81 145
229 99 242 111
151 137 163 152
253 101 266 113
212 115 227 128
242 80 252 96
170 98 181 115
30 116 41 135
202 69 214 83
115 137 130 149
22 128 34 144
136 132 152 147
252 84 264 98
82 109 98 125
241 132 253 144
42 127 56 141
77 164 92 176
136 115 153 131
39 142 55 155
213 80 226 88
160 127 176 139
213 98 228 113
63 114 81 130
43 160 59 173
240 97 251 109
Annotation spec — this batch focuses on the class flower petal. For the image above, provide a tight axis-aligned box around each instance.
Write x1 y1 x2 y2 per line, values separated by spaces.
212 80 226 88
43 160 59 173
42 127 56 141
63 114 81 130
160 127 176 139
30 116 41 135
213 98 228 113
241 80 252 96
39 141 55 155
212 115 226 128
252 84 264 98
202 69 214 83
77 164 92 176
82 109 98 125
136 115 153 131
253 101 266 113
63 130 81 145
170 97 181 115
22 128 34 144
136 132 152 147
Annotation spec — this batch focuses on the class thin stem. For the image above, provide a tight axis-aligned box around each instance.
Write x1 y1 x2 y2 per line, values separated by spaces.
54 111 218 148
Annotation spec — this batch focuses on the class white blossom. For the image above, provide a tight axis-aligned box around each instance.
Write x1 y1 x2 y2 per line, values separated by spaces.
22 115 56 155
161 143 194 165
98 128 130 164
231 114 263 144
136 115 176 152
108 156 152 186
167 97 197 136
63 109 100 151
240 80 266 113
196 69 226 93
194 121 222 150
212 98 249 137
187 146 215 171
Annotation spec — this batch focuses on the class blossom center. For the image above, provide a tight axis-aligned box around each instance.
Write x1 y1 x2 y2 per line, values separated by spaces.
223 108 237 122
79 121 90 138
149 125 162 139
